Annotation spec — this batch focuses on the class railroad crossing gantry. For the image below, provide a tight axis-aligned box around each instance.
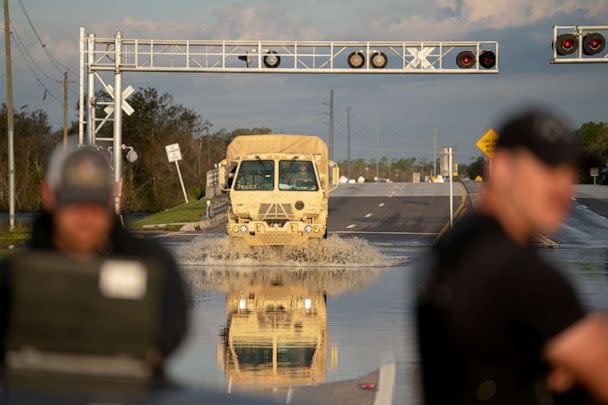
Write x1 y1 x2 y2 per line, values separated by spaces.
77 27 500 212
551 25 607 64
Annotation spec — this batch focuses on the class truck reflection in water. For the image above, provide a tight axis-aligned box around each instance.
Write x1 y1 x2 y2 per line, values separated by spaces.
219 283 329 389
183 266 382 394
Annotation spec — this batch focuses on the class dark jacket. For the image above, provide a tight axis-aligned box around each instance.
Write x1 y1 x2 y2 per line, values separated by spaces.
0 211 189 371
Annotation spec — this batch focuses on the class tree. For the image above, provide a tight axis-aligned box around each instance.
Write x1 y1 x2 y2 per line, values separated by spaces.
575 122 608 184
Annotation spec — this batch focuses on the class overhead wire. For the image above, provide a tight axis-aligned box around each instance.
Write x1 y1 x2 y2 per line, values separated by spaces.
9 20 60 103
17 0 70 74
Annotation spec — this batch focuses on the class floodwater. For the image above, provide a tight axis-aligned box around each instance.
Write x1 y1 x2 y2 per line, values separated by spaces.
166 234 608 405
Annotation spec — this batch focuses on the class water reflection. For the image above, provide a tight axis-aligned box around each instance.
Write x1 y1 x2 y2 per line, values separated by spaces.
220 282 328 389
183 266 381 393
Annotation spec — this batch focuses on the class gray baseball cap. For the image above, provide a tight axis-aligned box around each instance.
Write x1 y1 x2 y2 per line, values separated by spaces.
47 146 114 208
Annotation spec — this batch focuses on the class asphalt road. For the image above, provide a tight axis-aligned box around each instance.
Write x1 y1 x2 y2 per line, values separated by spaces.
329 182 464 236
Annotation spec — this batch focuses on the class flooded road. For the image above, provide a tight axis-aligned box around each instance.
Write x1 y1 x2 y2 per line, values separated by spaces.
161 231 608 405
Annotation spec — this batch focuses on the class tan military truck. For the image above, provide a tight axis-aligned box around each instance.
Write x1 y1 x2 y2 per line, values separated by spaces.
218 134 339 246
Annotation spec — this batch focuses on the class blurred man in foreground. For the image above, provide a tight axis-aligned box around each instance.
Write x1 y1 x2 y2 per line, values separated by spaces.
0 146 188 379
417 109 608 404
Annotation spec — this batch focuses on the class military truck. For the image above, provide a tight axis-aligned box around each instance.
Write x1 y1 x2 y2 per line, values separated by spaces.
218 135 339 246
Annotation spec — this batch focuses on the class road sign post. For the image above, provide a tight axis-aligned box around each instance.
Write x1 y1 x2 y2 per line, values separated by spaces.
476 128 499 179
591 167 599 185
441 147 455 229
165 143 189 204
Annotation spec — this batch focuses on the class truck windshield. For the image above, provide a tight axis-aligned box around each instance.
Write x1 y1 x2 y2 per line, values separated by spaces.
234 160 274 191
279 160 319 191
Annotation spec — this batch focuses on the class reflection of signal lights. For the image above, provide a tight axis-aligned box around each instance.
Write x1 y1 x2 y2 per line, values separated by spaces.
583 33 605 55
555 33 578 55
456 51 475 69
347 51 365 68
370 51 388 69
479 51 496 69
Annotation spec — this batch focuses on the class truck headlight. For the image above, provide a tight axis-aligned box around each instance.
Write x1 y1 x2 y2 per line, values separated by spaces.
304 298 312 311
239 298 247 310
240 225 248 233
304 225 313 233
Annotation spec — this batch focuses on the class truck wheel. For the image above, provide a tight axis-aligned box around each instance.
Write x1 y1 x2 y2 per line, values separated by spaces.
323 230 328 239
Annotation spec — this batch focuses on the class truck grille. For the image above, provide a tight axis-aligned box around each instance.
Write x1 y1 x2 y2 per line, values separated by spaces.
258 203 294 220
258 234 295 245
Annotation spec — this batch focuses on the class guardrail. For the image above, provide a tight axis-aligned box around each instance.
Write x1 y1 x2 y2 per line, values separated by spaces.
207 199 229 219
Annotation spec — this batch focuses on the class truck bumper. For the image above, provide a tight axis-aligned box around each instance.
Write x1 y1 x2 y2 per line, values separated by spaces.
227 221 326 246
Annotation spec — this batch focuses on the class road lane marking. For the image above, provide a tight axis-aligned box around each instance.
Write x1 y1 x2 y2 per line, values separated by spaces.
580 204 588 209
346 224 357 229
365 213 373 218
378 203 385 207
333 230 438 236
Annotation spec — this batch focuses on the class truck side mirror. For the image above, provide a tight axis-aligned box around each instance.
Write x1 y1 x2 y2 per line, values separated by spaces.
329 161 340 191
218 160 228 191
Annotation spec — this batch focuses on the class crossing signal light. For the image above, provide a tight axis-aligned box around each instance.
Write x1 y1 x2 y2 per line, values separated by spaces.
370 51 388 69
456 51 475 69
583 33 605 55
479 51 496 69
263 50 281 68
555 33 578 55
347 51 365 68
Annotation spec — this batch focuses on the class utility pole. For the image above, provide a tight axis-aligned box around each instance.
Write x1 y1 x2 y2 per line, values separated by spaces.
3 0 15 230
329 89 334 161
433 128 437 178
376 118 380 179
347 106 351 179
63 71 68 150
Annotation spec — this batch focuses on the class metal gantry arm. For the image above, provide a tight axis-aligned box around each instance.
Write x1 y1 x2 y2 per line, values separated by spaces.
84 36 499 74
552 25 608 64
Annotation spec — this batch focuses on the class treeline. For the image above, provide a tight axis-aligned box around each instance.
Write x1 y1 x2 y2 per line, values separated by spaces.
337 157 435 182
0 87 271 212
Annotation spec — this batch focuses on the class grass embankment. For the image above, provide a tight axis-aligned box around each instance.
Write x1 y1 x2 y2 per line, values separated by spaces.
129 199 208 230
0 227 30 259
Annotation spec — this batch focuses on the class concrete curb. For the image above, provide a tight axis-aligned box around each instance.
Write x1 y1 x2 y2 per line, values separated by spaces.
179 213 228 232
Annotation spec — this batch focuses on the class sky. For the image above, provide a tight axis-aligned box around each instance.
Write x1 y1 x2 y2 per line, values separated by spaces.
1 0 608 162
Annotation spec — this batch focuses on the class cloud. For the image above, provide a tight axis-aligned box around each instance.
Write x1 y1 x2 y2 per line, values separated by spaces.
373 0 608 38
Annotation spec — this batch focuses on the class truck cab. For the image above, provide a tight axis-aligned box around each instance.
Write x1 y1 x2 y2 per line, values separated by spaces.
218 135 339 246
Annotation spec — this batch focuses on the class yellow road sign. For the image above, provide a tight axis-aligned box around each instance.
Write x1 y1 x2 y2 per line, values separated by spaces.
476 128 499 159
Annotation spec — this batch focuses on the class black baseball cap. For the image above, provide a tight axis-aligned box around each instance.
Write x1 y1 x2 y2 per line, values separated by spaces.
495 109 587 166
52 147 114 208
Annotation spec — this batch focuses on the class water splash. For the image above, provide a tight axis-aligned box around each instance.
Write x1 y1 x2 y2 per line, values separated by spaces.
176 234 407 267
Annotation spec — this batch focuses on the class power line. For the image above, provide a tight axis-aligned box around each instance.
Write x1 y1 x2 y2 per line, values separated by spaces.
10 20 60 82
17 0 69 74
10 25 60 102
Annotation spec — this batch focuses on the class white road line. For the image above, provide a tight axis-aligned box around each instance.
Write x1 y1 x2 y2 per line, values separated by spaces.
378 203 385 207
365 213 373 218
346 224 357 229
333 230 438 236
581 205 588 209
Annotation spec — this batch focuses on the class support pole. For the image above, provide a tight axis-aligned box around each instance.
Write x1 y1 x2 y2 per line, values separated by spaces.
87 33 95 145
449 147 453 229
63 71 68 150
433 128 437 178
376 118 380 179
78 27 85 146
175 161 188 204
329 89 334 161
3 0 15 230
113 31 123 214
347 106 351 180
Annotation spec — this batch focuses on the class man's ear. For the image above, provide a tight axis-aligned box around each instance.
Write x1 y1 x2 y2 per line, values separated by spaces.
41 180 55 211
